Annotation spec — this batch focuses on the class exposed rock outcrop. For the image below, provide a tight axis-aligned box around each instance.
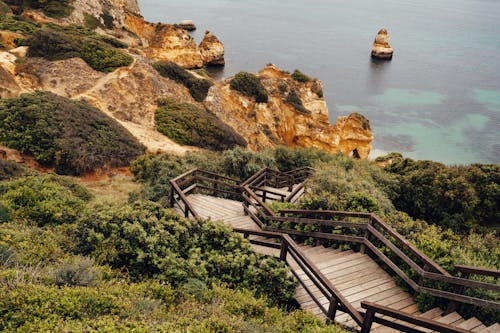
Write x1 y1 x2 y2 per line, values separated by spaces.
176 20 196 31
199 31 225 66
0 51 21 98
204 64 373 157
371 28 393 60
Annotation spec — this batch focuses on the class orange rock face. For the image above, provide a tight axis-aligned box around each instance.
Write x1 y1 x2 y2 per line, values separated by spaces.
371 28 394 60
199 31 225 66
204 65 373 158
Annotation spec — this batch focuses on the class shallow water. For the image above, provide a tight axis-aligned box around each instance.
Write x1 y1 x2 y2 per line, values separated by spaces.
138 0 500 164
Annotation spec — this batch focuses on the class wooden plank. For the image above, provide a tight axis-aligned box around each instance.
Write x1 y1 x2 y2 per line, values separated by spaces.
455 317 484 331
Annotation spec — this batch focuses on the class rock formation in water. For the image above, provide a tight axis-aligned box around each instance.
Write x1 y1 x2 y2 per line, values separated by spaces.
199 31 225 66
371 28 393 60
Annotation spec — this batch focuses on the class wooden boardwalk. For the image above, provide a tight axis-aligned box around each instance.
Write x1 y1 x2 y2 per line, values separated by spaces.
174 194 496 332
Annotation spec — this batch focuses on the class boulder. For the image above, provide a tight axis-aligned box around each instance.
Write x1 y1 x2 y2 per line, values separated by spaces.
371 28 393 60
199 30 225 66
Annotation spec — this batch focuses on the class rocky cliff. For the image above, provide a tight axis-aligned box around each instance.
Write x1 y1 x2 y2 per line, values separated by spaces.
0 0 373 159
205 65 373 158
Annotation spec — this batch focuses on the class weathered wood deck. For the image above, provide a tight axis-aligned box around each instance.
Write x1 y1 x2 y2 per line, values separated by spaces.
174 194 495 332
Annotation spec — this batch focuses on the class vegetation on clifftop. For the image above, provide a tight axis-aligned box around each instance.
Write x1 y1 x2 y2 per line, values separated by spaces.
153 61 213 102
230 71 269 103
4 0 74 18
0 91 145 175
154 100 247 151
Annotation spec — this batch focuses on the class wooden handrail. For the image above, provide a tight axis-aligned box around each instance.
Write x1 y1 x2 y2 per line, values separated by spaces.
370 214 450 276
361 301 470 333
169 179 199 220
279 209 372 219
454 265 500 279
196 169 241 184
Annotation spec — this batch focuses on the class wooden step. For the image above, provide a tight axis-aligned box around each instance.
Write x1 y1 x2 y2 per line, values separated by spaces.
457 317 488 331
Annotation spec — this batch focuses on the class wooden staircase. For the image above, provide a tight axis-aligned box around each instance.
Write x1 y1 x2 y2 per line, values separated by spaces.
170 168 499 332
173 194 497 332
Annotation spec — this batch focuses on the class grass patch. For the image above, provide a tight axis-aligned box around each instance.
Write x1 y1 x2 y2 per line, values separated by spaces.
0 91 145 175
286 90 310 114
154 100 247 151
26 28 132 72
229 71 269 103
291 69 311 83
153 61 212 102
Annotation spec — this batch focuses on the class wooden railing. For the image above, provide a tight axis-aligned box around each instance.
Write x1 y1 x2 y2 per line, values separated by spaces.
360 302 470 333
235 228 364 326
170 167 500 331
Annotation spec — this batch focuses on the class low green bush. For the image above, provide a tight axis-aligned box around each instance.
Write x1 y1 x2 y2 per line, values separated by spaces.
4 0 73 18
74 201 296 305
286 90 310 114
52 256 101 287
230 71 269 103
26 28 132 72
385 157 500 232
0 175 91 226
0 91 145 175
0 14 40 33
43 22 128 48
291 69 311 83
0 160 33 181
153 61 213 102
155 100 247 150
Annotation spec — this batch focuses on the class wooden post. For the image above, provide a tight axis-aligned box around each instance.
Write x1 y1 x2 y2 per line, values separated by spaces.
415 263 430 298
326 297 338 323
445 271 470 314
184 205 189 218
360 219 371 254
280 238 289 261
360 308 376 333
262 190 267 203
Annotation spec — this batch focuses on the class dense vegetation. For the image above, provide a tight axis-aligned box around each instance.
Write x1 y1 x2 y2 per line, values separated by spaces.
286 90 310 114
0 91 145 175
0 0 11 14
0 13 40 34
131 147 499 323
230 71 269 103
383 156 500 232
4 0 74 18
25 28 132 72
155 100 247 150
153 61 213 102
291 69 311 83
0 169 347 332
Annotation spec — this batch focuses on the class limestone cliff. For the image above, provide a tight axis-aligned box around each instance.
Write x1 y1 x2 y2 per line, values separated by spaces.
199 31 225 66
204 65 373 158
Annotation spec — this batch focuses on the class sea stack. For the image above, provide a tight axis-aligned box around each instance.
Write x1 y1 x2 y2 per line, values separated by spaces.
199 31 225 66
371 28 394 60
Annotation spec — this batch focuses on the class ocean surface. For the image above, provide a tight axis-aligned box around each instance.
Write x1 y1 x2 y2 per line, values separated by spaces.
138 0 500 165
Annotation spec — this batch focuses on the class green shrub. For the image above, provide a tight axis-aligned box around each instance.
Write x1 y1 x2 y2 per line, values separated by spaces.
0 160 33 181
0 202 10 222
230 71 269 103
385 158 500 232
155 100 246 150
153 61 213 102
26 28 132 72
43 22 128 48
291 69 311 83
74 201 296 305
83 12 101 30
0 91 145 175
5 0 73 18
274 146 334 172
222 147 276 179
52 256 101 286
286 90 310 114
0 14 40 34
0 175 90 226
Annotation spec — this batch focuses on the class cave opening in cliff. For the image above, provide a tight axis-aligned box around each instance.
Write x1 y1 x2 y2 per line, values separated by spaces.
351 149 361 159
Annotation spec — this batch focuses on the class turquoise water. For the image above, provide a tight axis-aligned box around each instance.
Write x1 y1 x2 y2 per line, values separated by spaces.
138 0 500 164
